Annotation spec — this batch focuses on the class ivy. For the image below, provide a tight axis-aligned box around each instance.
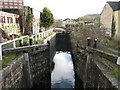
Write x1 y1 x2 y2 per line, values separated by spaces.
111 17 116 37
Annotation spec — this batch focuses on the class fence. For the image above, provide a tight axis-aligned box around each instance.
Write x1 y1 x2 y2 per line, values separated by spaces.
0 29 53 60
86 37 120 65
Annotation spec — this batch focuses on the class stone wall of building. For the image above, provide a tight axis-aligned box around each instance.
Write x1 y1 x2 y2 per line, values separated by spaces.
114 10 120 43
100 3 113 36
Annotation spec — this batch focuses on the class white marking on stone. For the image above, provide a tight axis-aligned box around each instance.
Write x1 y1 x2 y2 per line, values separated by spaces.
117 57 120 65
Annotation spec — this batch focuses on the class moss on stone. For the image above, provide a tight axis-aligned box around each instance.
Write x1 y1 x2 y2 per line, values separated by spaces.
2 53 20 68
101 57 120 79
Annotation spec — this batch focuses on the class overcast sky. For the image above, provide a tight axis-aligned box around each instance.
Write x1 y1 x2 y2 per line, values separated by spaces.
24 0 118 19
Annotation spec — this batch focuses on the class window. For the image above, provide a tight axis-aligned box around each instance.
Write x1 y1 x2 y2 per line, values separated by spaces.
9 2 13 5
9 6 13 8
19 3 23 6
8 0 13 2
15 18 19 23
4 2 8 5
3 0 8 2
4 6 8 8
14 6 18 8
18 0 23 2
14 3 18 5
7 17 13 23
0 16 6 23
13 0 18 2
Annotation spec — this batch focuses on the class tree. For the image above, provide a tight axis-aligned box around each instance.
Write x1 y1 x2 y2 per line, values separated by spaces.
24 8 33 35
40 7 54 30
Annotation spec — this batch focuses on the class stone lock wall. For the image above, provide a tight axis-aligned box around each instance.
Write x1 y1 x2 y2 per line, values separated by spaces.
28 45 51 88
1 53 31 89
72 45 119 89
1 33 56 89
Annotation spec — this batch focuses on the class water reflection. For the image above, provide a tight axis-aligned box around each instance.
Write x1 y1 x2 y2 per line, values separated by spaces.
51 51 75 88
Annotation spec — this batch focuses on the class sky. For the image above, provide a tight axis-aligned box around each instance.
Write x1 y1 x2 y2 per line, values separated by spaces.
24 0 118 19
51 52 74 88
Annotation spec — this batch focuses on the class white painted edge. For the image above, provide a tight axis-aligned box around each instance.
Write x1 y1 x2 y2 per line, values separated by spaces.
117 57 120 65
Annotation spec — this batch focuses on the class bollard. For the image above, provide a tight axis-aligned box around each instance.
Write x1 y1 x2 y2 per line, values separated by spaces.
47 40 50 51
29 38 33 45
0 45 2 60
94 38 98 48
19 39 23 47
87 37 91 46
33 36 35 43
47 40 50 47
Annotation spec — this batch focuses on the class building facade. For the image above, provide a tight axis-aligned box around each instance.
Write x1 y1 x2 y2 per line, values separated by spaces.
100 1 120 42
0 0 24 15
23 6 40 35
0 0 23 9
0 11 20 36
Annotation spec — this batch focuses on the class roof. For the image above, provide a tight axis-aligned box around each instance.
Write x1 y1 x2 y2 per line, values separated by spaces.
107 1 120 11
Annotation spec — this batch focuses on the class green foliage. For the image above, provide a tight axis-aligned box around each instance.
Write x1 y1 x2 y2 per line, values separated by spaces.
111 17 116 37
40 7 54 29
24 8 33 35
101 57 120 79
2 53 20 68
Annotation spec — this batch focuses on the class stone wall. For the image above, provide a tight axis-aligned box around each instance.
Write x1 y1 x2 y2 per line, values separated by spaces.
1 45 51 89
114 10 120 43
56 33 71 51
100 3 113 36
67 29 120 89
49 34 56 71
28 45 51 88
0 53 32 89
1 33 56 89
71 44 119 89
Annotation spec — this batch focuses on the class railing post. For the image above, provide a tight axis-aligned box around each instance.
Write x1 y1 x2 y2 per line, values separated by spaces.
27 37 29 44
13 40 16 48
0 45 2 60
35 35 37 41
43 32 45 38
19 39 23 47
29 37 33 45
93 38 98 48
47 40 50 49
39 34 40 39
44 31 46 37
41 33 43 38
22 38 23 44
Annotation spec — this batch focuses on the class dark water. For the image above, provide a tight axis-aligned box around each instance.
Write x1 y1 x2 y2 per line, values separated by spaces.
51 51 75 88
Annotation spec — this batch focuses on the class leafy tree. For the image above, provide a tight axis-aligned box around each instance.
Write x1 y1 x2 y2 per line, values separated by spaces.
40 7 54 30
24 8 33 35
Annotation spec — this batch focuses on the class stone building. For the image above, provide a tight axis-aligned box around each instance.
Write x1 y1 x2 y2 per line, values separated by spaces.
0 0 24 14
100 1 120 42
0 0 24 35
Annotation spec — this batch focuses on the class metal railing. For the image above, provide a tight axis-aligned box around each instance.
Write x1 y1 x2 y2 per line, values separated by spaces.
0 29 53 60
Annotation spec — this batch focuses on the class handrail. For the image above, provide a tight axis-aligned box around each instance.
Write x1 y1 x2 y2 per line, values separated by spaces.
86 47 119 65
0 28 54 60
